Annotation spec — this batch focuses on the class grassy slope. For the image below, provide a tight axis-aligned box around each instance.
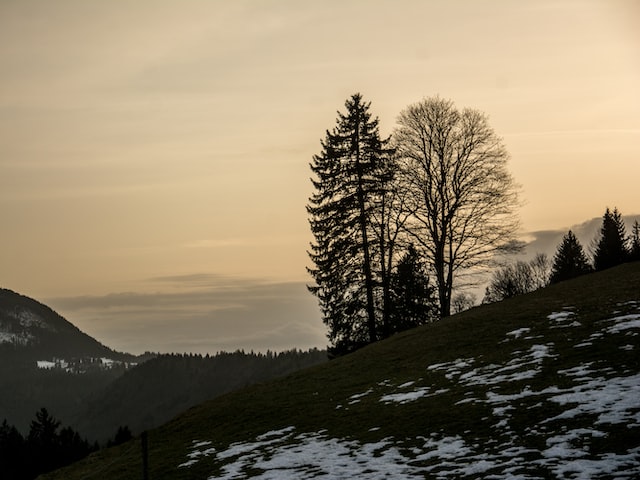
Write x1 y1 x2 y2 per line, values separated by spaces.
41 263 640 479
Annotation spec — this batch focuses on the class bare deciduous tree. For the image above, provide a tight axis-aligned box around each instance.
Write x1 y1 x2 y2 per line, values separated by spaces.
394 96 521 317
482 253 549 304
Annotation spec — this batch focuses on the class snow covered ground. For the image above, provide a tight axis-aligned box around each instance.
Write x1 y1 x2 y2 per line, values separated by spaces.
178 302 640 479
35 356 134 373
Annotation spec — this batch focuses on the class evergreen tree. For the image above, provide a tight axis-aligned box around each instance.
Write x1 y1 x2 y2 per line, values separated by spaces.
0 411 96 480
1 419 26 480
57 426 94 466
388 245 438 332
593 207 628 271
550 230 592 284
628 220 640 262
307 93 394 356
27 407 62 476
108 425 133 447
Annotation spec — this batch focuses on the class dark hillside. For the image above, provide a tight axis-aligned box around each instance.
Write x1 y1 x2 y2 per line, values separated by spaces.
71 349 328 442
42 263 640 479
0 288 137 434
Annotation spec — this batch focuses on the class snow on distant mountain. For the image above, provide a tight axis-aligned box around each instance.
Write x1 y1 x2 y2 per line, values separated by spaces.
35 356 137 373
0 306 52 345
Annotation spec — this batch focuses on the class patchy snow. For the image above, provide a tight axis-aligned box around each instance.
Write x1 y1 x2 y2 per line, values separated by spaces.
0 330 33 345
34 356 132 373
36 358 69 370
178 440 216 468
547 372 640 427
37 360 56 369
380 387 431 405
605 314 640 334
398 380 415 388
177 303 640 479
548 309 575 322
548 309 583 329
348 388 373 404
505 327 530 339
179 425 640 479
12 309 49 329
440 343 556 387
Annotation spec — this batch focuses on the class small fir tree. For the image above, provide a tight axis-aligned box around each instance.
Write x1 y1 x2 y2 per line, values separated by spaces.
593 207 628 271
0 420 25 479
388 245 438 331
550 230 592 284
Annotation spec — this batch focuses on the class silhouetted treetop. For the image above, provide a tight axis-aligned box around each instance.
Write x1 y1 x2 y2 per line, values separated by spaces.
593 207 629 271
550 230 592 284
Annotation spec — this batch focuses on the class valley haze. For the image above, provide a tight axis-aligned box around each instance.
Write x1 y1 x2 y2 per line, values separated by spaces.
44 215 638 355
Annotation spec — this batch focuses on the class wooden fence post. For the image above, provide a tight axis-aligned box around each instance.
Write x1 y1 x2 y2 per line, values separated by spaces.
141 431 149 480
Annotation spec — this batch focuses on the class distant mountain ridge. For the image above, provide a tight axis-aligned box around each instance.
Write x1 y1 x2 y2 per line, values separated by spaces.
0 288 130 361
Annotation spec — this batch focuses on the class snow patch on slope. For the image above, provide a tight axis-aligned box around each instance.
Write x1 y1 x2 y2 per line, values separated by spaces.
180 425 640 479
178 302 640 479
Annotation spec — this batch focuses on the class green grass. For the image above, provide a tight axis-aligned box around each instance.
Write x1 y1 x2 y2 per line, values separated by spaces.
40 263 640 479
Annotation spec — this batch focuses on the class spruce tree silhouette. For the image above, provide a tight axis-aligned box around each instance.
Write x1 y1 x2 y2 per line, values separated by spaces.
593 207 628 271
307 93 395 356
550 231 592 284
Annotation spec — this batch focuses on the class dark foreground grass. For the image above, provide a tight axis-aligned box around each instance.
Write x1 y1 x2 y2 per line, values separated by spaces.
40 263 640 480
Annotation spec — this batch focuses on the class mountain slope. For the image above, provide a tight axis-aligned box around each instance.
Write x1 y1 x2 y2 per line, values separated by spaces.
0 288 137 434
41 263 640 479
70 350 327 443
0 288 128 360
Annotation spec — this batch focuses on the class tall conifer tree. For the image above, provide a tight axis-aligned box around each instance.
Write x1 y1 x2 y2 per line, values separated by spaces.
307 94 393 356
388 245 438 332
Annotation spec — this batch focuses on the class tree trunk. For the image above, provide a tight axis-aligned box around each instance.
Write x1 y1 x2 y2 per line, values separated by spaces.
354 122 377 344
435 242 450 318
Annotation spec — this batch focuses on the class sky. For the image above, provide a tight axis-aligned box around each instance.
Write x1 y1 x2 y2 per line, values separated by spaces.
1 0 638 355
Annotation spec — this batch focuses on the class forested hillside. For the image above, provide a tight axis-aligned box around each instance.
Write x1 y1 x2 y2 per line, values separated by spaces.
71 349 327 442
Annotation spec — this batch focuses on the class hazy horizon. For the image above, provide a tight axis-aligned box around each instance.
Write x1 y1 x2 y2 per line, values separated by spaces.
1 1 638 354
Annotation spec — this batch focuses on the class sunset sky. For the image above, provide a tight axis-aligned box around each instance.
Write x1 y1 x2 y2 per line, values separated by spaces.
1 0 638 354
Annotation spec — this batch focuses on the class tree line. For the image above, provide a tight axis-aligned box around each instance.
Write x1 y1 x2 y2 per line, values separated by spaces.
307 93 520 356
70 348 328 443
0 408 102 480
1 348 327 478
484 207 640 303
